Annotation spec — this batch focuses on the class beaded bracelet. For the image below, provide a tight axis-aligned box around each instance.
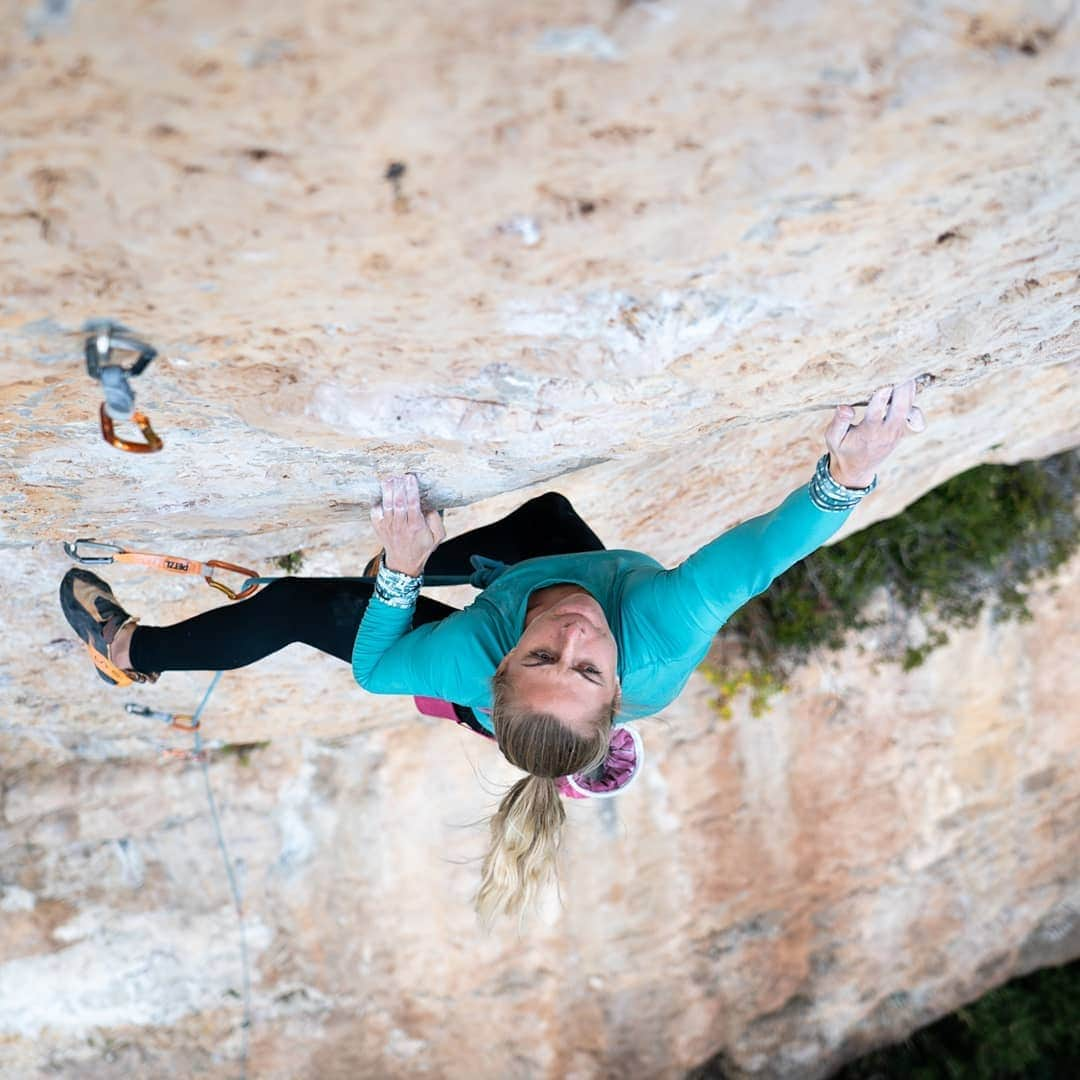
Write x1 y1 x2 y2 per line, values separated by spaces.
374 563 422 608
808 452 878 512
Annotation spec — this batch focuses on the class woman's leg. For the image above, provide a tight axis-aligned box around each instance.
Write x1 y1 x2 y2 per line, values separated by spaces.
129 491 605 671
413 491 605 626
130 577 459 672
422 491 606 577
130 577 371 672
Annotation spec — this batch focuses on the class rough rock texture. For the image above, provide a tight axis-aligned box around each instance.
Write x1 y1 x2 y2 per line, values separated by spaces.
1 0 1079 1077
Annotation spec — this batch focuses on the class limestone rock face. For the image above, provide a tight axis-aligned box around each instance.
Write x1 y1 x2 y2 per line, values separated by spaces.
1 0 1078 1077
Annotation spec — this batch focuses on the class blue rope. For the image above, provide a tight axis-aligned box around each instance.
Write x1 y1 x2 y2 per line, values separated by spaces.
237 555 511 595
238 571 477 592
190 669 223 736
190 670 251 1080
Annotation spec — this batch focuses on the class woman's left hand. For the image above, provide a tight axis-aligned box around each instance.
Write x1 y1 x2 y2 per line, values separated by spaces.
371 473 446 576
825 377 927 488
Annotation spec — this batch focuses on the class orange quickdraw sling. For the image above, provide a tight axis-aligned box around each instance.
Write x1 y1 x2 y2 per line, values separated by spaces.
63 539 260 601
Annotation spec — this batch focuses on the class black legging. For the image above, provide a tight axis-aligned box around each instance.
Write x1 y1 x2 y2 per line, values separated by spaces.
130 492 606 675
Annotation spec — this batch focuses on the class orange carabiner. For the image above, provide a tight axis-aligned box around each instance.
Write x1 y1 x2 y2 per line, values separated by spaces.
167 714 199 733
204 560 261 601
100 403 163 453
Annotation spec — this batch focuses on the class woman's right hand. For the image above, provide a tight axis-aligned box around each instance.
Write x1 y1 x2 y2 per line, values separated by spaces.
825 377 927 488
371 474 446 576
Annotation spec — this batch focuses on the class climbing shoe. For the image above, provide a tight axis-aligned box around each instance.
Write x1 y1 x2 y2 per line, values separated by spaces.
58 568 158 687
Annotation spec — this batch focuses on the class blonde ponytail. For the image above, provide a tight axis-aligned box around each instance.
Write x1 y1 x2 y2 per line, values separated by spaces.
476 774 565 927
476 666 616 926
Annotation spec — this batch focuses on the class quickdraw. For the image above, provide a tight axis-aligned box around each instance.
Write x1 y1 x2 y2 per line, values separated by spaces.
64 539 260 601
125 703 213 760
125 672 225 764
84 319 163 453
125 702 199 733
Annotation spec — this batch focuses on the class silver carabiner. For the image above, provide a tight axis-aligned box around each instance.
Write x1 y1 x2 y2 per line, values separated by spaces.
125 703 171 722
63 538 123 565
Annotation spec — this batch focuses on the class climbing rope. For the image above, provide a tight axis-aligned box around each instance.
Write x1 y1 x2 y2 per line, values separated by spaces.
189 673 252 1080
131 671 251 1078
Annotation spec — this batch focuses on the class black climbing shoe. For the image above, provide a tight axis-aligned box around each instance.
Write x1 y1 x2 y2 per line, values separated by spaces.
58 568 158 686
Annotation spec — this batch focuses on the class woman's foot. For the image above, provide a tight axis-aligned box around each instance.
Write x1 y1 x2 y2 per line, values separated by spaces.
58 568 159 686
109 619 137 670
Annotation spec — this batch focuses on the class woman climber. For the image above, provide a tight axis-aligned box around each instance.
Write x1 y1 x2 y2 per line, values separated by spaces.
61 378 926 923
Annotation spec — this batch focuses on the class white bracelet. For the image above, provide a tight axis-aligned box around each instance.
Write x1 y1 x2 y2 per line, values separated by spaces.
808 453 878 511
374 563 421 608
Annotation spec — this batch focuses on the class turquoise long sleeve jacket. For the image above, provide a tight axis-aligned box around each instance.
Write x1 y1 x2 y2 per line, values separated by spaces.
352 477 854 733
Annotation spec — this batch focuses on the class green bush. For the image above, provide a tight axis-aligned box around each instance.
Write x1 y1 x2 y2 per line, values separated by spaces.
219 740 270 766
274 549 304 574
832 958 1080 1079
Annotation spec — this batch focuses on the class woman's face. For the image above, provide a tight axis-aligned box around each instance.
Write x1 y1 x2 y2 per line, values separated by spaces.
496 589 620 729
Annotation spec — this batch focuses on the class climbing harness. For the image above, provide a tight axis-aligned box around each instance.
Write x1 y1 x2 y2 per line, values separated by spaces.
414 696 495 739
83 319 163 453
64 539 261 601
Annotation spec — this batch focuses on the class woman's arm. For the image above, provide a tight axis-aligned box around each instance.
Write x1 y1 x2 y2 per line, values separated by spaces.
632 378 927 646
351 600 471 697
351 473 447 692
350 575 423 691
350 575 495 702
657 478 854 638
